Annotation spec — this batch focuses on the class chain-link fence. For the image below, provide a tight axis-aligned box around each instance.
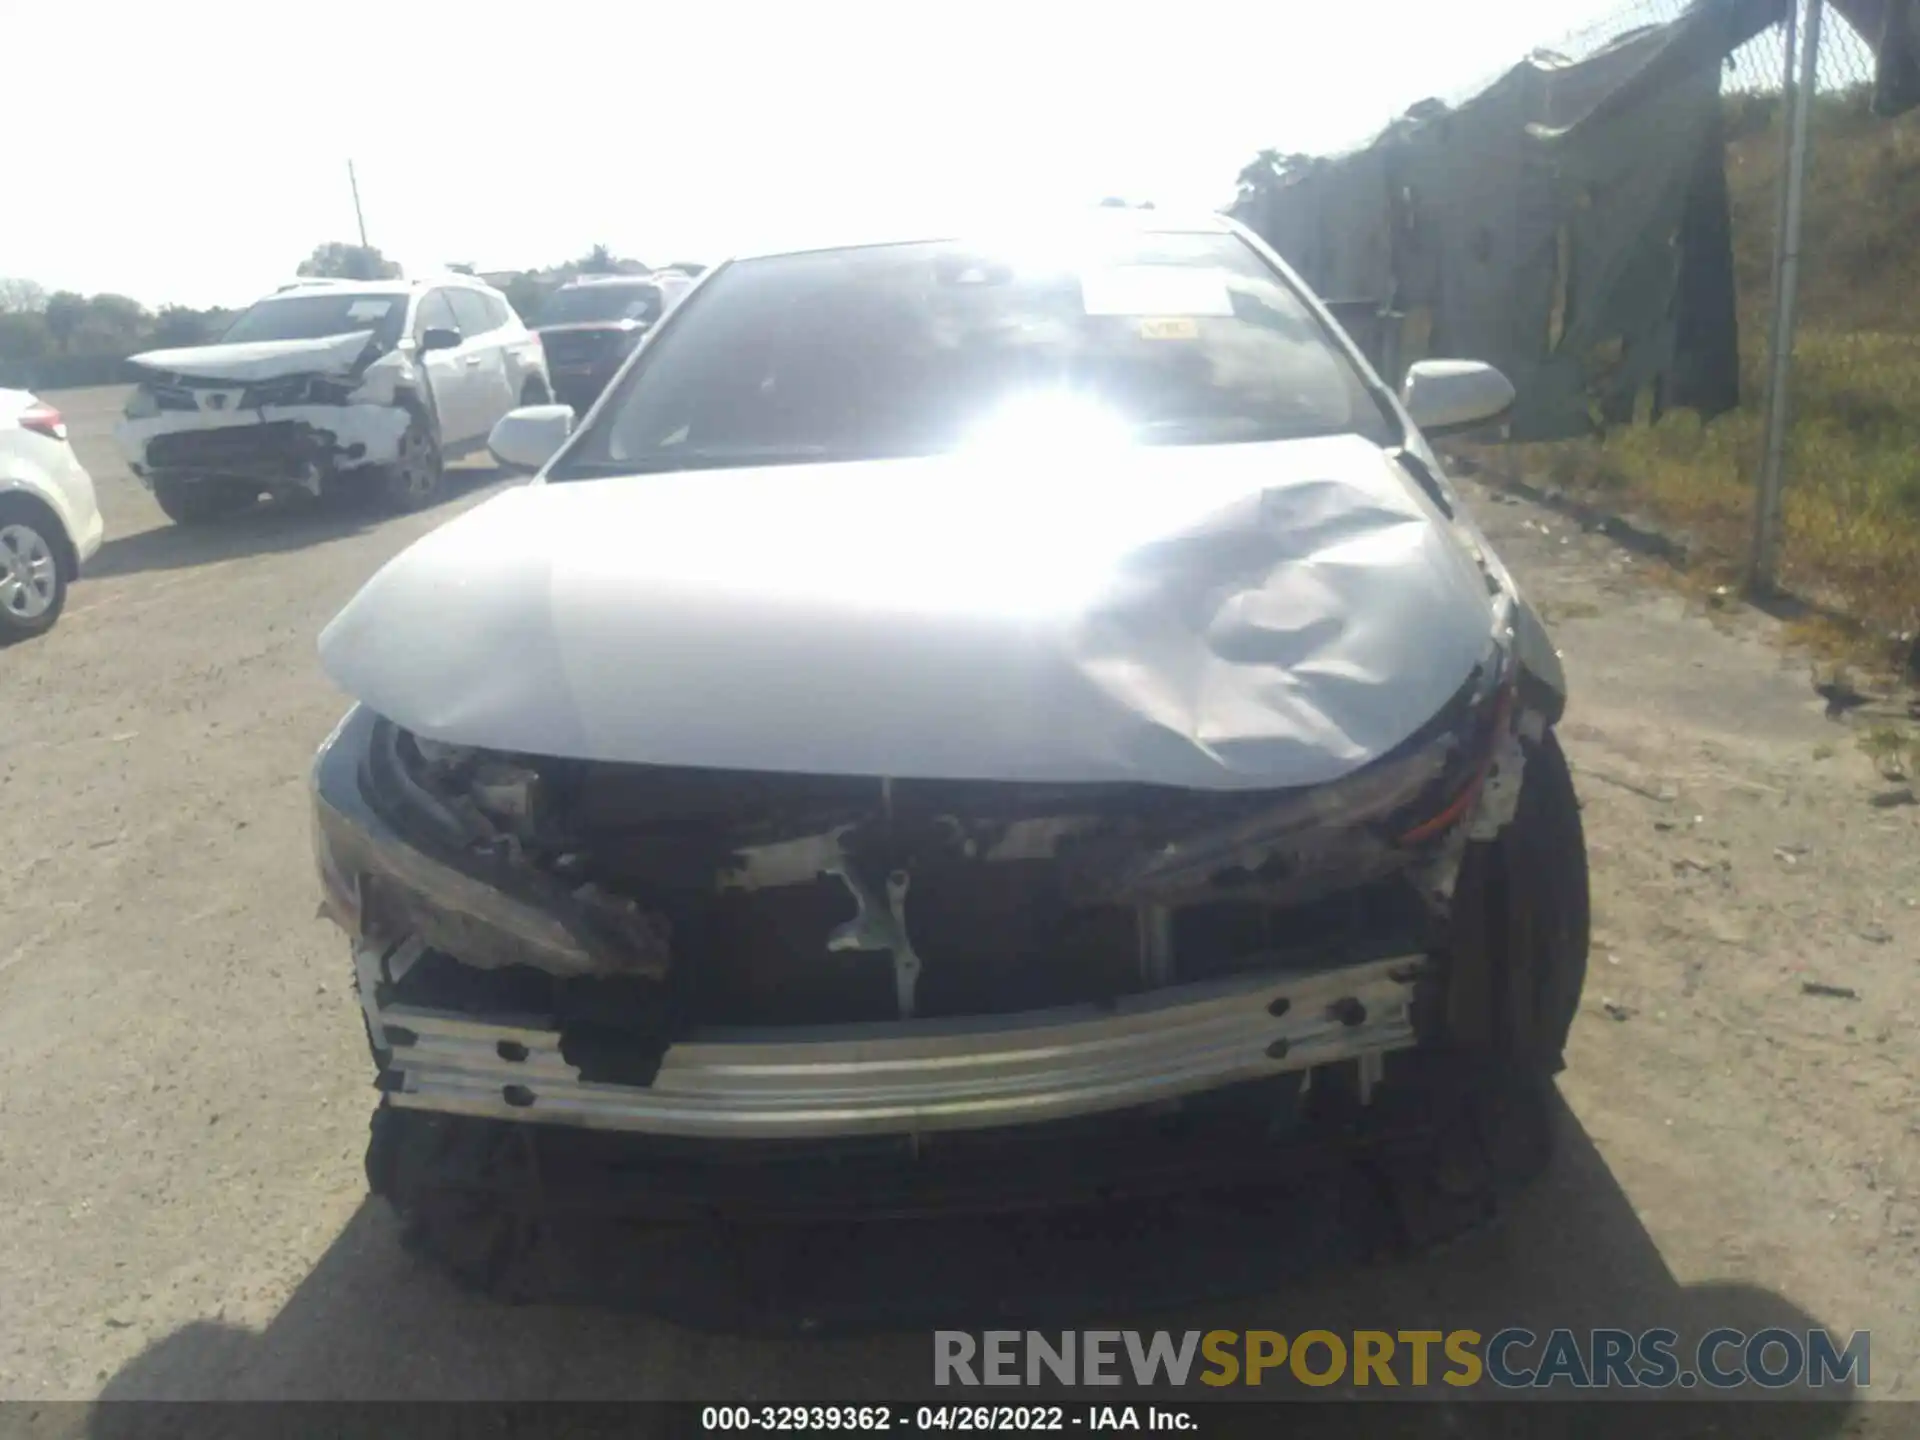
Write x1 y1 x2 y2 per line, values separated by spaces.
1483 0 1920 641
1758 3 1920 639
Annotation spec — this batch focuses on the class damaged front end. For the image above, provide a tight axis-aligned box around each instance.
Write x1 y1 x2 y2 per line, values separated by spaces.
117 335 413 499
312 616 1536 1158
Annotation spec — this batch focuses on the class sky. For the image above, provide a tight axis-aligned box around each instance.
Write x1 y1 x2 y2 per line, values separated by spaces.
4 0 1630 310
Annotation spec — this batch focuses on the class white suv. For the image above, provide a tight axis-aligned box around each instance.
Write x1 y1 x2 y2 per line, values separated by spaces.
116 276 552 524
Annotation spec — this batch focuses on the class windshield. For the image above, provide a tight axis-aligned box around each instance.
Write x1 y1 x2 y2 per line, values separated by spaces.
220 293 407 347
535 283 664 327
554 230 1396 479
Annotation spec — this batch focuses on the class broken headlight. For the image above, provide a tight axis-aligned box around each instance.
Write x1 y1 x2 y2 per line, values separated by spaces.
306 376 360 406
1082 644 1517 905
310 710 668 980
123 386 160 420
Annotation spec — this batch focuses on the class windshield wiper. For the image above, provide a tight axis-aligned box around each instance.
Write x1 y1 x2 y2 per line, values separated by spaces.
1131 417 1355 445
552 445 843 479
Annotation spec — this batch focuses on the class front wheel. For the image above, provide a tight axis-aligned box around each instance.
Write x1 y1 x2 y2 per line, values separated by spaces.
377 407 444 513
1467 726 1590 1073
0 505 67 643
151 476 258 525
1354 728 1590 1252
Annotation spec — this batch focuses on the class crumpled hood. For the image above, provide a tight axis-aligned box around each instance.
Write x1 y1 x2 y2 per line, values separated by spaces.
318 435 1500 791
127 330 374 382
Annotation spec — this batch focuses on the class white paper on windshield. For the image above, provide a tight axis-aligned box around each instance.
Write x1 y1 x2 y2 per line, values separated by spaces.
346 300 393 321
1079 266 1235 318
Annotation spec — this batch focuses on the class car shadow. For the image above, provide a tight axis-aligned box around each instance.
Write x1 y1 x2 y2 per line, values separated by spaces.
75 1095 1867 1435
82 465 516 583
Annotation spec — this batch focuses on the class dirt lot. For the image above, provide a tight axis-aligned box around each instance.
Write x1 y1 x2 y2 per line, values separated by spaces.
1 386 1915 1421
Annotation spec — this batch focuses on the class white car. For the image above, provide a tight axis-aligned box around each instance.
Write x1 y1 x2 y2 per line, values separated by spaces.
312 209 1589 1309
0 390 105 643
116 276 552 524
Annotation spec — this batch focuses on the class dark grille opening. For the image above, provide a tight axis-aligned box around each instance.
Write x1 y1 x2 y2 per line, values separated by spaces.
145 421 312 477
386 871 1431 1030
382 746 1443 1029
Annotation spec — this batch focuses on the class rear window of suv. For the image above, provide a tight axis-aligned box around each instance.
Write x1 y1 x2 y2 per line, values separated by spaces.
535 283 665 327
556 230 1397 479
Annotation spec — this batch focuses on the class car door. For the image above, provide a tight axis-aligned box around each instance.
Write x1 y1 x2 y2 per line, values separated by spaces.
485 290 550 404
446 288 517 434
413 289 483 446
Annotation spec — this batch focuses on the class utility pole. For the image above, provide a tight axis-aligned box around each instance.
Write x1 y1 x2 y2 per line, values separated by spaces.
347 160 370 249
1749 0 1825 595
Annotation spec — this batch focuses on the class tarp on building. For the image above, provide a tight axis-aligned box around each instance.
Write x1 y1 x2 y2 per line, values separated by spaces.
1831 0 1920 115
1232 0 1787 440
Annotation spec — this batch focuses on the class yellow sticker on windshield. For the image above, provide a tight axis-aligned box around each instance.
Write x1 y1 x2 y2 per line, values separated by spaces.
1139 317 1199 340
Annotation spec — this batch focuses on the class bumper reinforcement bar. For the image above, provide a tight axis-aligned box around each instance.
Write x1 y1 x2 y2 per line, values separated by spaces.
359 940 1424 1139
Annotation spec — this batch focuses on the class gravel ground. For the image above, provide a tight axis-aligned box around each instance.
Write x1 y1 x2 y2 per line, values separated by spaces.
1 387 1914 1425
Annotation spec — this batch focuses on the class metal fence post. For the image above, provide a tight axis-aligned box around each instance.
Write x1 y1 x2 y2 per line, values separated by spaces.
1766 0 1800 318
1748 0 1826 596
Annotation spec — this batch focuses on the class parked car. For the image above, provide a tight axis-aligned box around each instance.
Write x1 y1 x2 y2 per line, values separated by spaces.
1 390 105 644
311 209 1587 1304
532 273 694 412
115 276 552 524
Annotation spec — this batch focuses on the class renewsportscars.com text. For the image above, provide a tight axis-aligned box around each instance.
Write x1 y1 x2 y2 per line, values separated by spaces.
933 1328 1870 1391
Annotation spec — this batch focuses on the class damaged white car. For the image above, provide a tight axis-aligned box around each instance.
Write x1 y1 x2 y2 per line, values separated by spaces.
310 212 1588 1302
117 277 551 523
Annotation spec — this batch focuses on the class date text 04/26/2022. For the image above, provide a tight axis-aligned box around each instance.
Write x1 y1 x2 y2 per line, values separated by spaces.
701 1406 1195 1432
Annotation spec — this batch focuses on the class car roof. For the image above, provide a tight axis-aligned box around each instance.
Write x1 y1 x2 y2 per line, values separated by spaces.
724 207 1238 264
270 278 413 296
268 275 505 298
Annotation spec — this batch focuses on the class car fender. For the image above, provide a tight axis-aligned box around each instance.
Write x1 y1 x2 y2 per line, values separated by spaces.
0 470 80 574
1511 592 1567 726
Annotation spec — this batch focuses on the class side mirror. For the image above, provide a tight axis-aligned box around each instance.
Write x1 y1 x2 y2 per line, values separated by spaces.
488 404 576 472
1401 360 1516 435
418 327 462 353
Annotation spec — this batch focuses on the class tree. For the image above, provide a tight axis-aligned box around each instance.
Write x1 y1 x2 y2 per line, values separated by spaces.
67 294 148 357
502 273 549 323
151 305 212 348
296 242 402 281
43 292 88 354
0 311 52 368
1235 149 1281 202
0 277 47 315
578 244 618 275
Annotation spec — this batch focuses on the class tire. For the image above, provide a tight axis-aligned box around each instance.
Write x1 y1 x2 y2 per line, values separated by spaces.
151 476 258 525
0 501 68 644
1355 727 1590 1253
377 404 444 514
369 1108 543 1302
